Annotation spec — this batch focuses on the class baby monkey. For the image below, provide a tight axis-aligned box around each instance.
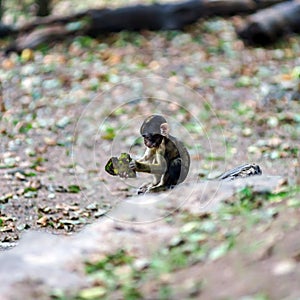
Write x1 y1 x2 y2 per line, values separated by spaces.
130 115 190 194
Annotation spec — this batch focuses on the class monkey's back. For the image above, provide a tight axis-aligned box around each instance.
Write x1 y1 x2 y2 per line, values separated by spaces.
165 135 190 184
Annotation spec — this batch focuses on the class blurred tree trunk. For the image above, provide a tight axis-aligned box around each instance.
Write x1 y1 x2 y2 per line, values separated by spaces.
36 0 51 17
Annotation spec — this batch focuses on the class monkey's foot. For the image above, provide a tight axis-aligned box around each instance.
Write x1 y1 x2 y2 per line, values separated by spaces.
137 183 151 195
137 184 175 194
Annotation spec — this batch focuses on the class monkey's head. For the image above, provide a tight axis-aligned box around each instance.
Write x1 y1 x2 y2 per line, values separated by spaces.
140 115 169 148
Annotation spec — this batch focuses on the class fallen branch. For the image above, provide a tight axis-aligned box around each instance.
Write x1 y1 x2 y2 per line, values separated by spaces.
2 0 289 52
0 22 14 37
238 0 300 45
217 163 262 181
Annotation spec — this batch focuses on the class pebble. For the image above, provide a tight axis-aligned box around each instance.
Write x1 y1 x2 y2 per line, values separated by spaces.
272 259 296 276
242 127 252 137
56 116 71 129
24 191 37 198
48 193 56 199
267 117 279 128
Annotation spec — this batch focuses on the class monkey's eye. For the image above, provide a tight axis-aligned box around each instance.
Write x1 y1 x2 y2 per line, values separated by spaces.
142 134 152 140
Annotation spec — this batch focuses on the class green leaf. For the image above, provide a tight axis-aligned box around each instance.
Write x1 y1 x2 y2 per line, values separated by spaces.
85 249 133 274
158 284 173 300
78 287 106 299
209 242 231 261
68 185 81 193
122 286 142 300
180 221 198 234
19 123 33 134
24 172 37 177
101 127 116 140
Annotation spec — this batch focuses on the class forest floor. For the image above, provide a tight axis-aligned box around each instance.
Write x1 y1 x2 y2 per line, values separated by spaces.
0 1 300 299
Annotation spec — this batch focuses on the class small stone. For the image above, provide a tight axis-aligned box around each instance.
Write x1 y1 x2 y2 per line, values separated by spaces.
25 148 36 157
270 151 280 160
26 179 42 190
35 166 46 172
16 188 25 196
1 58 15 70
17 223 30 231
268 137 282 148
8 140 22 151
37 216 49 226
44 137 57 146
273 259 296 276
3 157 17 168
24 191 38 198
48 193 56 199
15 172 26 181
86 203 98 210
42 78 61 90
94 209 107 218
0 193 13 203
0 242 17 249
133 258 150 271
247 145 260 154
242 127 252 137
267 117 279 128
56 116 71 129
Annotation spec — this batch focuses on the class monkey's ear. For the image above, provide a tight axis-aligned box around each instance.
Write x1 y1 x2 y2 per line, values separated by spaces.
160 123 169 136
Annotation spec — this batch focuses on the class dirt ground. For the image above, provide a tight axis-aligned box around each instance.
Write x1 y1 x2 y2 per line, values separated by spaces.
0 0 300 299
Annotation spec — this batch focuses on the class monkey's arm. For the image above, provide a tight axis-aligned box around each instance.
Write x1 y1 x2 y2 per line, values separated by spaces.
134 161 164 174
132 150 167 174
137 148 155 163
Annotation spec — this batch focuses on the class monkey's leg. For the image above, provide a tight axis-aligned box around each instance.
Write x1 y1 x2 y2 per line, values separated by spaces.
148 158 182 193
136 173 162 194
147 185 168 193
164 158 182 188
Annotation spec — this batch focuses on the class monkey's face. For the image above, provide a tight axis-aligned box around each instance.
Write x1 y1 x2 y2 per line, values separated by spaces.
143 134 163 148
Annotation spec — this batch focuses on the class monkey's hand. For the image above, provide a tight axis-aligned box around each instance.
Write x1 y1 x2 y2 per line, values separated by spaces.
129 160 148 172
119 171 129 179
